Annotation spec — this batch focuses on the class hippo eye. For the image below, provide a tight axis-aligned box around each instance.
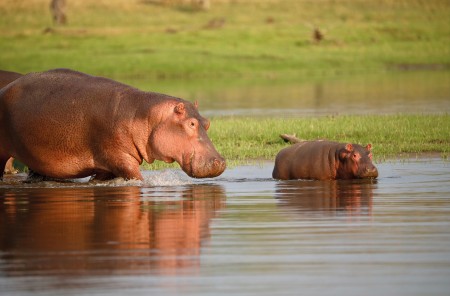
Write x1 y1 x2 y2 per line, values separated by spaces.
189 121 196 128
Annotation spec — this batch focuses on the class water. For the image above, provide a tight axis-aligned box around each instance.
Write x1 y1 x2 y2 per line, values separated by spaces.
129 71 450 117
1 158 449 296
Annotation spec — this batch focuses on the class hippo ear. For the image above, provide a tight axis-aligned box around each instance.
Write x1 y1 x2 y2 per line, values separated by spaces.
366 144 372 151
174 102 185 115
194 100 199 109
203 119 211 131
339 144 353 160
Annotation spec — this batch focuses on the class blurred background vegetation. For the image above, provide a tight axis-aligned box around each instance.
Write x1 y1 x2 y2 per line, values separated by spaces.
1 0 449 85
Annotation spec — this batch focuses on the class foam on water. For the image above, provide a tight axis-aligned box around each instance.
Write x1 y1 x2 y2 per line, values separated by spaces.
0 169 195 188
142 169 194 187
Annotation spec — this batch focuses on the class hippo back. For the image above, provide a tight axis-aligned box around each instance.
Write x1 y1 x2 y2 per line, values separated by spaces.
0 70 22 89
273 141 342 180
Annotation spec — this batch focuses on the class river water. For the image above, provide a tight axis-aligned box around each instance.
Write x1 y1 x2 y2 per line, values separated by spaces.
1 158 449 296
1 71 449 295
131 71 450 117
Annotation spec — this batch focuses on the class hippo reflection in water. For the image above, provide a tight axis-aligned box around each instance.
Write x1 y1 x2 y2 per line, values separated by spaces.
275 179 376 218
0 184 225 275
0 69 226 181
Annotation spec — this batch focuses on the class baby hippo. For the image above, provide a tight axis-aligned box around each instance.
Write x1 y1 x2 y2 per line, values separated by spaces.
272 137 378 180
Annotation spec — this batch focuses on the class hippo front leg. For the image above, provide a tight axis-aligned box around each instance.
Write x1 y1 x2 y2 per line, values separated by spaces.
113 166 143 181
90 171 117 181
106 154 144 181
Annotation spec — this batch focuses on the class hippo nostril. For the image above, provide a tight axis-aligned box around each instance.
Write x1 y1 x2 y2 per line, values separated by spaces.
213 158 225 167
212 158 226 171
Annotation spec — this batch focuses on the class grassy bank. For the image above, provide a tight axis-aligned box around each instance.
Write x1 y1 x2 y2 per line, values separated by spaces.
1 0 449 82
143 114 450 170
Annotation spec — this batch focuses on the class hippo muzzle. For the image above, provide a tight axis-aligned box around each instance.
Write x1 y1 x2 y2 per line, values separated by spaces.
183 152 226 178
358 166 378 179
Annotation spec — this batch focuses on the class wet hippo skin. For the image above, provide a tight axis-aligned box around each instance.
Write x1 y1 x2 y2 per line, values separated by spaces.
0 69 226 181
273 139 378 180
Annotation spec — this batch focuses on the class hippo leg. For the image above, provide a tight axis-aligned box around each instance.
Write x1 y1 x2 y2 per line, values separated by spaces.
23 170 43 183
0 154 13 180
0 157 6 181
111 164 143 181
24 170 69 183
24 170 48 183
108 155 144 181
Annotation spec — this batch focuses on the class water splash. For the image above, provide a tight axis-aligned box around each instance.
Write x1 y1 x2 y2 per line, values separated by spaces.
0 169 195 188
142 169 194 187
91 177 142 187
90 170 194 187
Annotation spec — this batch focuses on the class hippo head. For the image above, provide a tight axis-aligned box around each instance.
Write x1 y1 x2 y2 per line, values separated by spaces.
337 143 378 179
149 101 226 178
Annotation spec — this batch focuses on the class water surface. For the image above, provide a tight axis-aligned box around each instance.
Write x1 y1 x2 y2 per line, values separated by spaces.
1 158 449 296
128 71 450 117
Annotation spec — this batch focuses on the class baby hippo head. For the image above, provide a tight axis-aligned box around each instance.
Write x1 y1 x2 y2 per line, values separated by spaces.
338 143 378 179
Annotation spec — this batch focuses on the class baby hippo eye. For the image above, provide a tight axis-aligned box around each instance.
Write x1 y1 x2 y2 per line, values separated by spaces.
189 120 196 128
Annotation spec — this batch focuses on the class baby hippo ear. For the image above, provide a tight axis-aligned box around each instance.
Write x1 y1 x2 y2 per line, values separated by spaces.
345 143 354 152
366 144 372 151
203 118 210 131
194 100 199 109
174 102 185 115
339 144 353 159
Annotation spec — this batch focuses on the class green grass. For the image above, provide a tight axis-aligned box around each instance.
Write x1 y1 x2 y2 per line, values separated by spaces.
143 114 450 170
1 0 449 82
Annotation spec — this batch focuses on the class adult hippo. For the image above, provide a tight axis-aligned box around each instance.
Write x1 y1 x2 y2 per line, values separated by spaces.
272 135 378 180
0 70 22 88
0 69 226 181
0 70 23 175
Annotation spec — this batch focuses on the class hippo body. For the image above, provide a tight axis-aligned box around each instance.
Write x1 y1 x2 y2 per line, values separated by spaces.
0 70 23 175
272 140 378 180
0 70 22 88
0 69 225 181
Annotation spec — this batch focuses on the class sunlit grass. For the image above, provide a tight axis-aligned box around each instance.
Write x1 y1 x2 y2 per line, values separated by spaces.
1 0 449 80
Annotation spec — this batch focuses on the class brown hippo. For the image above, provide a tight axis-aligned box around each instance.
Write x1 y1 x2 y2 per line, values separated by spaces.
0 70 23 175
0 70 22 88
0 69 226 181
272 135 378 180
